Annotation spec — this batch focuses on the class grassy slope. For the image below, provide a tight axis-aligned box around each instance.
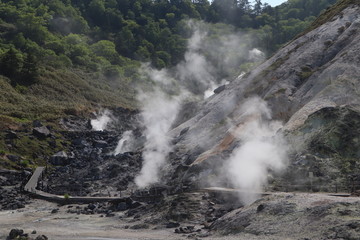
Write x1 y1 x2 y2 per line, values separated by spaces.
0 67 136 121
297 0 358 38
0 66 138 170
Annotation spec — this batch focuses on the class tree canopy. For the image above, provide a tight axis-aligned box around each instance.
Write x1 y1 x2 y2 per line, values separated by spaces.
0 0 338 85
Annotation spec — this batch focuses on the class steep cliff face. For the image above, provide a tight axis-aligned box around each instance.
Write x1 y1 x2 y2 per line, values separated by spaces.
169 2 360 191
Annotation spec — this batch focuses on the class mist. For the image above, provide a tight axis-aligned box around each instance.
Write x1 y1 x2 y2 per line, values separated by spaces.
91 109 112 131
114 130 136 155
225 97 288 204
133 20 267 189
134 89 182 188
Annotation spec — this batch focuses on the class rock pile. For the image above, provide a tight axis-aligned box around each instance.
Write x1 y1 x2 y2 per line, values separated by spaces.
0 169 30 210
6 229 48 240
0 187 28 210
65 198 142 217
42 126 143 196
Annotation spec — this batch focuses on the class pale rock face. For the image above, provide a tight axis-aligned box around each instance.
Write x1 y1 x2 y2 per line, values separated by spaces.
167 5 360 193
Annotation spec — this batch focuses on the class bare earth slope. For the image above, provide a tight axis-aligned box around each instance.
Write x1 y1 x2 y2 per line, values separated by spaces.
169 3 360 192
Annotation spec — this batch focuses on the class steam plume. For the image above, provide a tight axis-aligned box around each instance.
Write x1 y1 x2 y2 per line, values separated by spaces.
91 109 112 131
133 20 267 189
226 97 288 204
114 130 135 155
134 89 181 188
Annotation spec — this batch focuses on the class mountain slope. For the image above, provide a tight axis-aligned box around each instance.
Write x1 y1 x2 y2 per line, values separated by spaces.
169 0 360 192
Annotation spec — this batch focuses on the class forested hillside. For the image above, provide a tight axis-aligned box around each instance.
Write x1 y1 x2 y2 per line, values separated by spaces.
0 0 337 120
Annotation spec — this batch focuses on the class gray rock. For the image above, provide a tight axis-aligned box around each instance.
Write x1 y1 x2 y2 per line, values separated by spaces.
33 126 51 138
50 151 72 166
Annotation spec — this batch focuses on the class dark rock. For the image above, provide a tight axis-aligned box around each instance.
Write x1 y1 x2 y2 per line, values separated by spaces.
6 155 21 163
257 204 265 213
72 138 88 147
117 202 128 211
87 203 96 210
35 235 48 240
31 230 37 234
32 120 43 128
106 210 115 217
5 131 18 139
8 229 24 239
33 126 51 139
179 127 189 136
166 221 180 228
213 85 226 94
347 222 360 229
94 140 108 148
130 224 149 229
51 208 59 214
130 201 142 209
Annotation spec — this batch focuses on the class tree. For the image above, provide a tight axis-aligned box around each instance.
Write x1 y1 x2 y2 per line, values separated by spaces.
0 48 22 81
21 52 38 84
253 0 263 16
91 40 120 64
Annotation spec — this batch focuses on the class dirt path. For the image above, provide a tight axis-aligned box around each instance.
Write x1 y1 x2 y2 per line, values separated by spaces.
1 192 359 240
0 199 181 240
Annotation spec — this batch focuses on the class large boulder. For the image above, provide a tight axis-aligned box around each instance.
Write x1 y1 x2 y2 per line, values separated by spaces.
7 229 24 239
32 126 51 139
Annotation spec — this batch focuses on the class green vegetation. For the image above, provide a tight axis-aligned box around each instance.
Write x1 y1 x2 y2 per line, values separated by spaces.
0 126 70 169
297 66 314 82
0 0 344 119
299 0 358 38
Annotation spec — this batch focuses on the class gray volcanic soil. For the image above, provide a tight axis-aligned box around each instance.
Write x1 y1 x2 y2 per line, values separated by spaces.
2 3 360 240
1 193 359 240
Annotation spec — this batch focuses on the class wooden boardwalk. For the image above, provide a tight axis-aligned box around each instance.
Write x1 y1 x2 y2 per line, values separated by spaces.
199 187 351 197
24 166 45 192
24 167 352 204
24 167 128 204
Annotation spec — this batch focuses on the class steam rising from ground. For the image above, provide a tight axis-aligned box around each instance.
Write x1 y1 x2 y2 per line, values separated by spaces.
114 131 136 155
134 90 182 188
91 109 112 131
176 23 216 97
133 20 267 189
225 97 288 204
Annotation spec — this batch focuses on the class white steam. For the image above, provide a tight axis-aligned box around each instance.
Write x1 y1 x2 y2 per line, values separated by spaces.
133 20 268 189
226 97 287 204
114 130 135 155
135 90 182 188
249 48 265 62
91 109 112 131
176 21 216 96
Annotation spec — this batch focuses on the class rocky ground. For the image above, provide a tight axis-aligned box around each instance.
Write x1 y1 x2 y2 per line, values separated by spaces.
0 169 31 211
2 3 360 239
1 192 359 240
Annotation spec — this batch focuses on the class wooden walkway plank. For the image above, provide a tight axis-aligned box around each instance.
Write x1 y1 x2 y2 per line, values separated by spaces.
24 167 128 204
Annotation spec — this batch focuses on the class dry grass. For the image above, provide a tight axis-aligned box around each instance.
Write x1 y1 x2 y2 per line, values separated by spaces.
0 68 137 121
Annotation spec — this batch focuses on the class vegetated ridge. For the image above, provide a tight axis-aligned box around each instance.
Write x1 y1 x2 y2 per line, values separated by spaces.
0 0 336 121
